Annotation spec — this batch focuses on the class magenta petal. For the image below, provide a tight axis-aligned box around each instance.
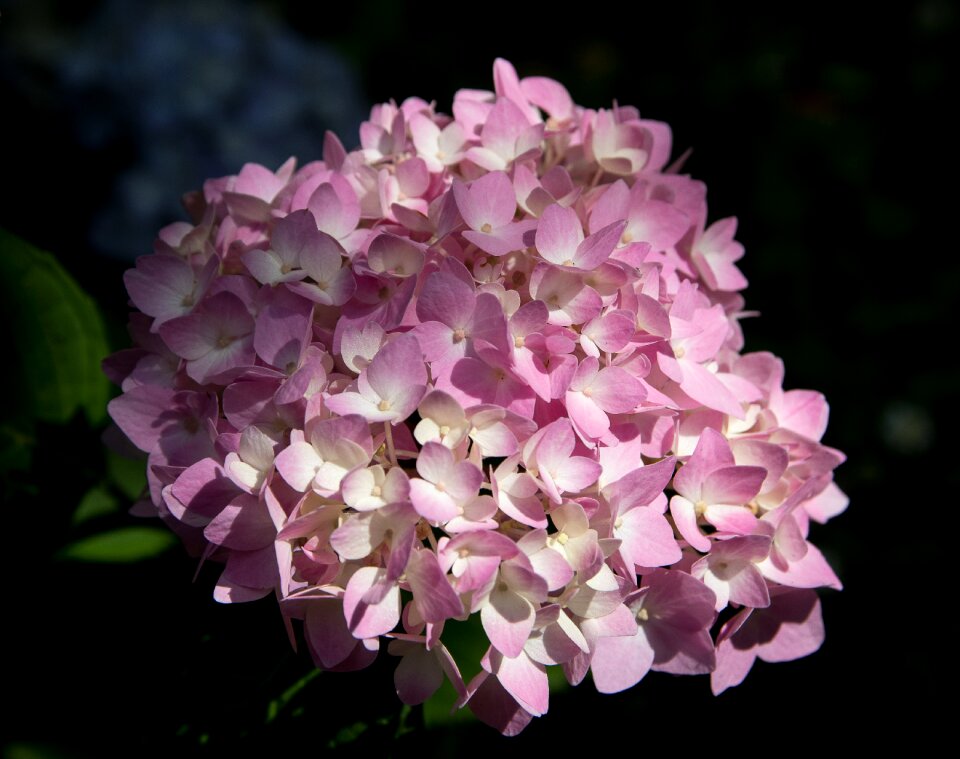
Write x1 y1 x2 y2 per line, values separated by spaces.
712 609 757 695
535 204 583 265
706 505 758 536
108 385 178 453
676 359 745 419
760 542 843 590
565 390 610 441
574 220 625 270
553 456 602 497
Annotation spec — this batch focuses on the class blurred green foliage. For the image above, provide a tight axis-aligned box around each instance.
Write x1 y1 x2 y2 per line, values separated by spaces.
0 229 109 431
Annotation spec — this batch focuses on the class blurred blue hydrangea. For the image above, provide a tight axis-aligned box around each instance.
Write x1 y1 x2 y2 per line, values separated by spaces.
53 0 366 259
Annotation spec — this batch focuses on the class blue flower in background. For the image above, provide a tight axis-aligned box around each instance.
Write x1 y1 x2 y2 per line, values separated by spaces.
36 0 366 259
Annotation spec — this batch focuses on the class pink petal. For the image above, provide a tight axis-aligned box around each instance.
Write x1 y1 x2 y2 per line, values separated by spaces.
453 171 517 231
669 495 711 553
406 549 464 623
535 203 583 265
465 671 534 737
493 650 549 717
702 465 767 506
573 220 625 270
618 507 681 567
482 587 536 658
203 494 275 550
415 270 475 327
343 566 400 639
590 629 653 694
366 334 427 402
393 642 443 705
305 599 360 669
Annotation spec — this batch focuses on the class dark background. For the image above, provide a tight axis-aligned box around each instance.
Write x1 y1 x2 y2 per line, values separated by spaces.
1 0 954 755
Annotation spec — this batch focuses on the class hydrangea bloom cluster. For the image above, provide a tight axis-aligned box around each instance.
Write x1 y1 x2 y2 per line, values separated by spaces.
106 59 846 735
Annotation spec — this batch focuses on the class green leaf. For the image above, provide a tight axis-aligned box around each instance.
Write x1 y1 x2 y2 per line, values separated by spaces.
265 668 322 724
59 526 176 563
327 721 368 749
0 228 110 426
72 485 121 525
106 450 148 501
3 742 72 759
0 423 35 473
422 678 476 729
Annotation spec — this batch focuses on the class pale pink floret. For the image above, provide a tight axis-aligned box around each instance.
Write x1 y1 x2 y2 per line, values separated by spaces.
274 414 372 495
691 534 773 611
325 334 427 423
410 442 483 524
523 419 601 504
590 179 691 254
410 113 468 173
480 555 549 659
413 270 510 368
283 226 355 307
223 425 278 493
365 233 425 279
466 97 544 171
414 390 469 449
528 264 602 327
107 56 846 735
565 356 645 444
579 309 635 357
589 570 716 693
546 500 604 578
159 291 256 385
340 464 409 511
439 529 519 596
123 254 216 329
339 322 386 374
241 210 313 286
455 171 536 257
670 427 767 552
603 457 681 569
691 217 748 292
711 588 824 695
587 109 652 176
535 203 625 272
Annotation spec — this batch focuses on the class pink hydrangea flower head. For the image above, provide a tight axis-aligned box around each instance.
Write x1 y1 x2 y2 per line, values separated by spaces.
106 59 846 735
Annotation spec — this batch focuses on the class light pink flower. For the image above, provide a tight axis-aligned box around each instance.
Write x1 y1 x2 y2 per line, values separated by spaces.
108 57 846 736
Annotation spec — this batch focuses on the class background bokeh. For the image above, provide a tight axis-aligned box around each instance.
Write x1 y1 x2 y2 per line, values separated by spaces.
1 0 954 755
